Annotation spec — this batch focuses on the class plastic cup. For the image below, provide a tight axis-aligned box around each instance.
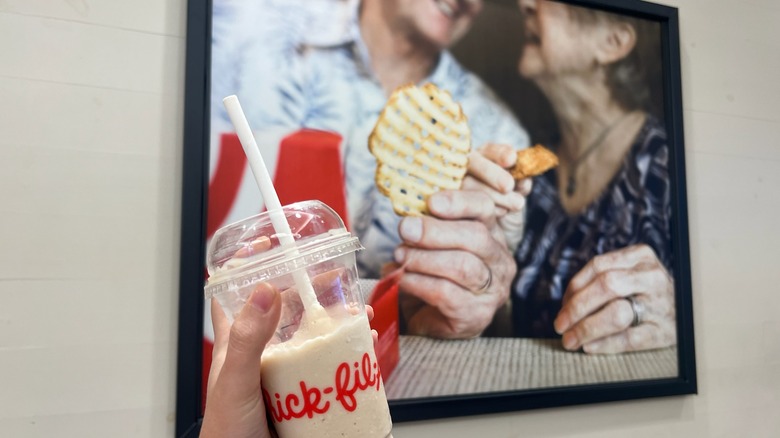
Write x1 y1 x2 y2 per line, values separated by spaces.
204 200 393 438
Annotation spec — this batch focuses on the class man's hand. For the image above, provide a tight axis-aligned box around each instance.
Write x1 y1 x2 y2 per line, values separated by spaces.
395 187 517 339
465 144 532 252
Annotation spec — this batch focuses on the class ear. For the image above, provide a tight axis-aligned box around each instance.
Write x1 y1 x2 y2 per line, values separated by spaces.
595 22 637 65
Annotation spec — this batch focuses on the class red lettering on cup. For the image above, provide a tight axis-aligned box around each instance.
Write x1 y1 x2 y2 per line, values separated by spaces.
263 381 330 422
263 352 383 422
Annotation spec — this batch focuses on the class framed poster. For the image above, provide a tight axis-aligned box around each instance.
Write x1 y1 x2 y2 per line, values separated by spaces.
176 0 696 436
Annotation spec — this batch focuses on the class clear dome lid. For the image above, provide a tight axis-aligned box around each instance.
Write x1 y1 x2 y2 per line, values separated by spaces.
204 200 362 299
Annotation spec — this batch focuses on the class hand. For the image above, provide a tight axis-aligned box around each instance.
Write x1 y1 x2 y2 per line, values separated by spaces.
394 187 517 339
465 144 532 251
201 283 281 438
554 244 676 354
202 283 379 438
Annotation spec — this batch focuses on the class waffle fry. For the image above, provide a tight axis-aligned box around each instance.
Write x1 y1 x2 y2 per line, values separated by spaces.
369 83 472 216
511 144 559 179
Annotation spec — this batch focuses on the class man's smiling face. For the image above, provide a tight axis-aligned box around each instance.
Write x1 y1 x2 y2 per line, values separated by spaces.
390 0 484 50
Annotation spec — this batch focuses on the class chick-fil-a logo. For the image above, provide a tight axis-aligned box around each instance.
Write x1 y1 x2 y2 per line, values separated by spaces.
263 352 382 423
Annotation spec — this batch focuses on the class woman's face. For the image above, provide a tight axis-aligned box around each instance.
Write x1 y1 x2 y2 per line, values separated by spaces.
517 0 601 80
391 0 484 49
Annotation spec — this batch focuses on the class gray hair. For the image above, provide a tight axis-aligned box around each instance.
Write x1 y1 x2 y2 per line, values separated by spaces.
567 4 662 113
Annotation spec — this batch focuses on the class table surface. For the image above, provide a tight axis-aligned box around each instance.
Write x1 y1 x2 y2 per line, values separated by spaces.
384 335 678 400
360 279 678 400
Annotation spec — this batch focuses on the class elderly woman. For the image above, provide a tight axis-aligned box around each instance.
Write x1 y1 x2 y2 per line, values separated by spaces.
507 0 676 353
391 0 676 351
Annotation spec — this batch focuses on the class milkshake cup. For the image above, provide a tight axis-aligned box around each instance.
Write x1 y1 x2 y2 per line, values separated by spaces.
205 200 393 438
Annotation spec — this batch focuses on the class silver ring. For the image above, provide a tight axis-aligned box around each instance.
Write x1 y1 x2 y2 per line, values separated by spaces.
474 268 492 294
625 295 644 327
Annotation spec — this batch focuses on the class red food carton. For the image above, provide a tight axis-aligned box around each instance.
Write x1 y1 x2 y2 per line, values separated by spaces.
368 270 401 379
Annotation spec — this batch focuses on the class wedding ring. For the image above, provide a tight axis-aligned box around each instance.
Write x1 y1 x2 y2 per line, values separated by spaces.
474 268 492 295
625 295 644 327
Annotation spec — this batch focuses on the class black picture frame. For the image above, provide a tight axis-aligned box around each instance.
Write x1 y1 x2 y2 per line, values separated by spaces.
176 0 696 436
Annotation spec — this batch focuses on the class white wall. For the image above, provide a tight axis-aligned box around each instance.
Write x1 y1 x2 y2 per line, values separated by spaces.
1 0 778 437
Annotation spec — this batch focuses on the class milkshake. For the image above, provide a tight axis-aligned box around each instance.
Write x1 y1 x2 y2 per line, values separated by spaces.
205 200 393 438
262 313 392 437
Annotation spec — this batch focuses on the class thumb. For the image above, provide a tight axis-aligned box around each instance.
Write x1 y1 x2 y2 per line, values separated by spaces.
221 283 281 389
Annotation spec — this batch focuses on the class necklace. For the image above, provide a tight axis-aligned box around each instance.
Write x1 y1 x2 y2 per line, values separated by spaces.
565 112 632 197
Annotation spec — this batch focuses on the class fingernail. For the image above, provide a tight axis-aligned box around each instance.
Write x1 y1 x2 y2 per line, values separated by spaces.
554 315 568 334
520 178 533 195
510 193 525 210
583 341 602 354
429 195 449 213
399 217 422 243
502 149 516 168
249 283 276 313
562 333 577 350
394 247 406 263
500 174 514 193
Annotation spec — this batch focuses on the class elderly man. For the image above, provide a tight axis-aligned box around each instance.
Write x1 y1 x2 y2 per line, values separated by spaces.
213 0 530 339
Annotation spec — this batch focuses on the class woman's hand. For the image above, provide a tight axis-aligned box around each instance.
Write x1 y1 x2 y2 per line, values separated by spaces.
554 244 676 354
201 283 281 438
465 144 532 251
395 185 517 339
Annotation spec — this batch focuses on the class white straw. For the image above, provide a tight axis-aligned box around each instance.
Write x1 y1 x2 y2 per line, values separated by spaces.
222 95 321 312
